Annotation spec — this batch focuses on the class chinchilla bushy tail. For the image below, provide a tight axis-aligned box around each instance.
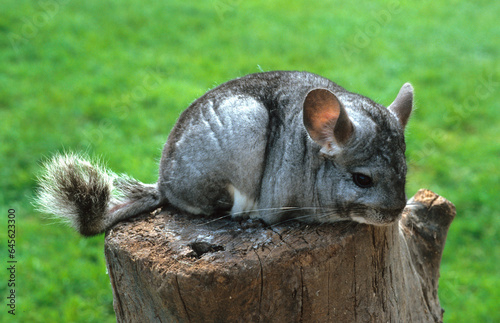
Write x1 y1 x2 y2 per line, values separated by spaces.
34 153 162 237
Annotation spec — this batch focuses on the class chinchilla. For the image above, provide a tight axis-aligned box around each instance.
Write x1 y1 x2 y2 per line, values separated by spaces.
35 71 413 236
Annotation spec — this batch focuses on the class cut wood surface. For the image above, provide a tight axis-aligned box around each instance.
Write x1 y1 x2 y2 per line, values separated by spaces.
104 189 456 323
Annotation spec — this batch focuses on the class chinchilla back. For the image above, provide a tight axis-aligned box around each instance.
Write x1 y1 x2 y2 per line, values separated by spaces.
159 71 411 225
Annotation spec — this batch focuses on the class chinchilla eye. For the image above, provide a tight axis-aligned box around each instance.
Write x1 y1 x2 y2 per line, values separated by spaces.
352 173 373 188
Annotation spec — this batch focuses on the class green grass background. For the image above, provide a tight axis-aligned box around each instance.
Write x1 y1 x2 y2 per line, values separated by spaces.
0 0 498 321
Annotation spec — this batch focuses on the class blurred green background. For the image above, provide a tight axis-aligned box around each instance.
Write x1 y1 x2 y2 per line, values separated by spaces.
0 0 498 321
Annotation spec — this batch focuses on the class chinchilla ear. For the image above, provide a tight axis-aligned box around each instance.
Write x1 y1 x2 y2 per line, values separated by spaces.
388 83 413 129
303 88 353 151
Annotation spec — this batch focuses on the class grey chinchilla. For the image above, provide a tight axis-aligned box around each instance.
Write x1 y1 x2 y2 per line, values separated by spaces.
35 71 413 236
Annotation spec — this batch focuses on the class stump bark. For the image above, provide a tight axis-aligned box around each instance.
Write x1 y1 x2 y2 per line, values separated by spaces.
104 189 455 322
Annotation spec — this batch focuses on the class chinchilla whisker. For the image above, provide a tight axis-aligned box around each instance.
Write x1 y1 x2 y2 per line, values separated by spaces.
268 208 340 228
198 213 233 225
199 206 329 226
229 206 319 219
199 206 326 226
230 206 302 216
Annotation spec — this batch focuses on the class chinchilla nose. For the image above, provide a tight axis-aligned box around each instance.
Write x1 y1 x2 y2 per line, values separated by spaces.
385 190 407 214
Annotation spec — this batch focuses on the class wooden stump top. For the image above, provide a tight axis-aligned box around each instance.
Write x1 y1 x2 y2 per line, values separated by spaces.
105 189 456 322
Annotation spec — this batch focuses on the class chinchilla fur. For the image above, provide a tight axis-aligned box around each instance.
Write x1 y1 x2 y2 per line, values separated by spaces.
35 71 414 236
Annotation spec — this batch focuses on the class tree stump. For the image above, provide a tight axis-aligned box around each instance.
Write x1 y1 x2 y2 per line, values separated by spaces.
104 189 455 322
